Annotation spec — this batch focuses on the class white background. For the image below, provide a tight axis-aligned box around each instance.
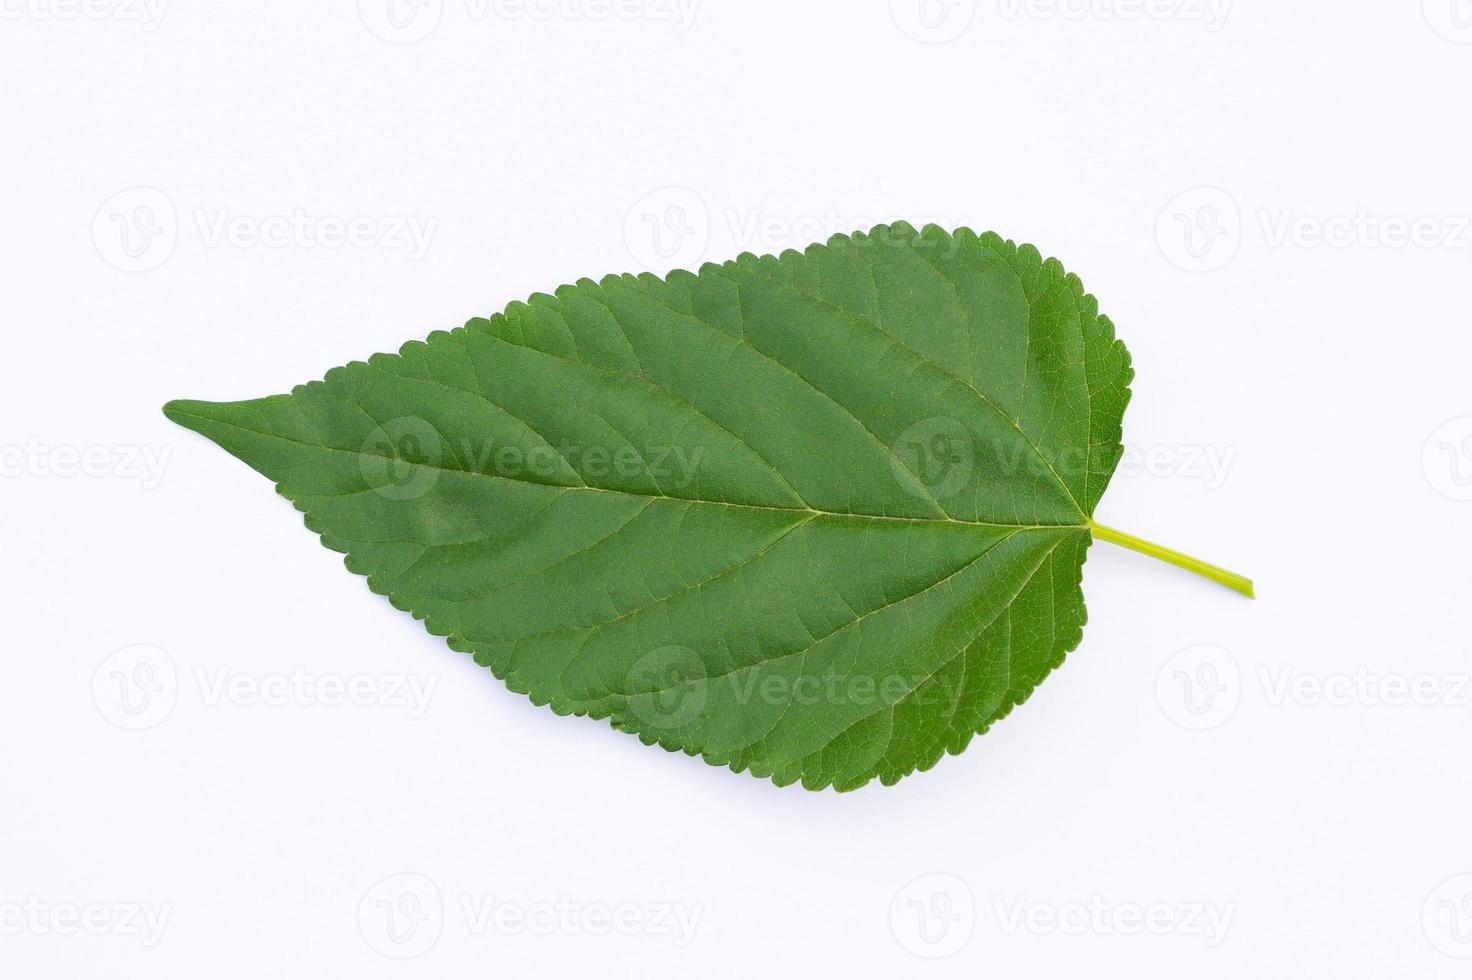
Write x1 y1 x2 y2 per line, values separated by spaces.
3 0 1471 976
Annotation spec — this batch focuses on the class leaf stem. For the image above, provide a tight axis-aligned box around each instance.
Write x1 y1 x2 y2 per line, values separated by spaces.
1089 521 1255 599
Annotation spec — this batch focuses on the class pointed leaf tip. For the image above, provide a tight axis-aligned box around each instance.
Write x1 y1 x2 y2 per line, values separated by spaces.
163 398 201 423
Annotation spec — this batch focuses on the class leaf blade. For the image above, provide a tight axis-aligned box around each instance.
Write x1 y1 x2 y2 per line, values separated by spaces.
165 222 1131 790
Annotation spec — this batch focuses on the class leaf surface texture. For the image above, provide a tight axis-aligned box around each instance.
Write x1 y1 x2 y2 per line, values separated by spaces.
167 223 1133 790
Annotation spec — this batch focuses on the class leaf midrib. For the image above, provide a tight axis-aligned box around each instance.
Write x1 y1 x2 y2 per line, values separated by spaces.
166 405 1089 532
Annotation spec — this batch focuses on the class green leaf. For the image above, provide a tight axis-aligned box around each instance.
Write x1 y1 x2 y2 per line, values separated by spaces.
165 222 1247 791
